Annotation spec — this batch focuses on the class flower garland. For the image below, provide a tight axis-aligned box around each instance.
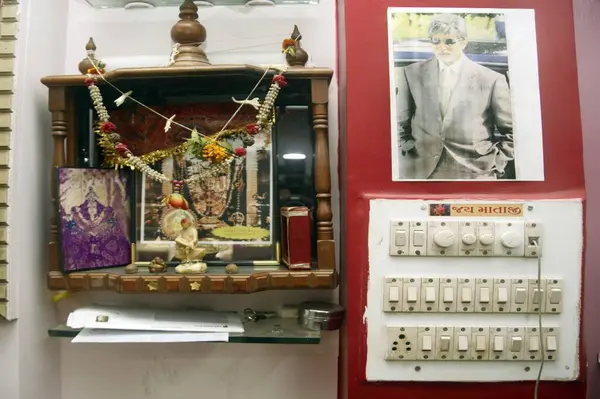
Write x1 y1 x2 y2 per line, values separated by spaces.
84 63 288 192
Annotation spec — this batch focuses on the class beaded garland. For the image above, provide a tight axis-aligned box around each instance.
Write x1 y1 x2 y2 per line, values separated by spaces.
84 62 288 198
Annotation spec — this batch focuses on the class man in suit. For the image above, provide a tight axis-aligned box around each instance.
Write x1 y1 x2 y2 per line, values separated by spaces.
396 13 514 180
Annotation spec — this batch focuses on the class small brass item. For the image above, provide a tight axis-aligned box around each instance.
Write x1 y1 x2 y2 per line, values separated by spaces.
124 264 139 274
190 281 201 291
147 281 158 291
148 257 167 273
225 263 239 274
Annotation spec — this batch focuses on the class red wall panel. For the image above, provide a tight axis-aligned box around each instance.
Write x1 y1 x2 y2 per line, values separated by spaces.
340 0 586 398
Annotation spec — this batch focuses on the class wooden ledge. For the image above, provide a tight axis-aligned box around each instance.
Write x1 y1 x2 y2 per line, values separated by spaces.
41 65 334 87
47 267 338 294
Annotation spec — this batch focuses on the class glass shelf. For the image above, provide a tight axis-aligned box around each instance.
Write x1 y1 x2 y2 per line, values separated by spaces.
85 0 318 9
48 317 321 344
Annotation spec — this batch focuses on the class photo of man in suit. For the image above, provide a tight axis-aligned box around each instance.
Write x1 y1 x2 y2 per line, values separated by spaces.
394 13 514 180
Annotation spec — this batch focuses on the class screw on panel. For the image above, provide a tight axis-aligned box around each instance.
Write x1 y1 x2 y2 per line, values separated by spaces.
415 366 421 372
525 367 531 372
528 205 534 211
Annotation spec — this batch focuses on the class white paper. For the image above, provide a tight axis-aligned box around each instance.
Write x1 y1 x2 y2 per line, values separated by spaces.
71 328 229 343
66 306 244 333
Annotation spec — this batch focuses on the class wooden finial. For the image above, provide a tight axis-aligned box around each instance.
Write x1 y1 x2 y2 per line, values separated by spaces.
169 0 210 66
285 25 309 68
78 37 98 74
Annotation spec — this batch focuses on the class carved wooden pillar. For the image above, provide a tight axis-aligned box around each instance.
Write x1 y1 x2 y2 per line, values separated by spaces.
48 87 68 273
311 79 335 270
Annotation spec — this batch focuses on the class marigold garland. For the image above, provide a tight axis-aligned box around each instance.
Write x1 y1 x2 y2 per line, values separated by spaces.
84 62 288 187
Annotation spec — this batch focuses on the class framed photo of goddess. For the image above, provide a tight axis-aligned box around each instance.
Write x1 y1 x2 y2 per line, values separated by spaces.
57 168 133 272
388 8 544 181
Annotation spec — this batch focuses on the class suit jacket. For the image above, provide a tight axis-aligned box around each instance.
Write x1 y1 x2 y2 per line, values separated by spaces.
396 57 514 179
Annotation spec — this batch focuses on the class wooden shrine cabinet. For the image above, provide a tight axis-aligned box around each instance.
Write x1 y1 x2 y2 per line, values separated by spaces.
40 65 337 294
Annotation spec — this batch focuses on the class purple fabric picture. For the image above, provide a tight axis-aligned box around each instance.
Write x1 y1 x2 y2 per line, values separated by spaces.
58 168 132 272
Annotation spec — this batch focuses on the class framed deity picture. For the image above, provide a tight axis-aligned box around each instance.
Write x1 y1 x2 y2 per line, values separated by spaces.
112 103 279 266
56 167 133 272
388 8 544 181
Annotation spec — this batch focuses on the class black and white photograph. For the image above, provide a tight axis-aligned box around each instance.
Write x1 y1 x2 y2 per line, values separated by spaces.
388 8 544 181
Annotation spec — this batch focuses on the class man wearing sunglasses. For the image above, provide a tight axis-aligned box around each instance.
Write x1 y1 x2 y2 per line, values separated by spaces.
396 13 513 180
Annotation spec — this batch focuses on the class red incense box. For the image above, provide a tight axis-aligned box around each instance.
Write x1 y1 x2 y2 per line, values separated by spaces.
280 207 312 270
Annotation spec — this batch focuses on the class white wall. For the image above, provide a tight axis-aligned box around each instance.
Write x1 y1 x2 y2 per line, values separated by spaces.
0 0 68 398
56 1 339 399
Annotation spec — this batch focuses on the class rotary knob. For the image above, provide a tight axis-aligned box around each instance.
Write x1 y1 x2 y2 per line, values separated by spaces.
500 231 522 248
479 233 494 246
461 233 477 245
433 230 455 248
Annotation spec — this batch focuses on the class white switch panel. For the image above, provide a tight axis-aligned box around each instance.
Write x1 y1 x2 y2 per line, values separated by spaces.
417 326 436 360
528 279 547 313
389 221 410 256
453 327 472 361
471 327 490 360
438 278 457 313
507 327 525 361
409 221 427 256
544 327 559 361
525 327 542 361
428 221 459 256
475 278 493 313
420 278 439 312
494 221 525 257
457 278 475 313
383 278 402 312
402 278 421 312
385 327 419 360
458 221 477 256
545 278 563 314
493 278 511 313
489 327 508 361
525 222 542 257
510 278 528 313
435 326 454 361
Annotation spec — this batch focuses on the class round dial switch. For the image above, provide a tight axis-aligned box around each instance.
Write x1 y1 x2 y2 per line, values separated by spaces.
479 233 494 246
433 230 455 248
461 233 477 245
500 231 522 248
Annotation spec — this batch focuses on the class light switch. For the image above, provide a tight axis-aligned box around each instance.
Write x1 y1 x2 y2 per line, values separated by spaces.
471 327 490 360
395 230 407 247
409 222 427 256
383 278 402 312
453 327 472 360
438 278 457 313
545 279 563 314
389 286 400 302
428 221 459 256
420 278 439 312
475 278 493 313
494 221 525 256
546 336 557 352
493 336 504 352
421 335 433 351
407 287 418 302
510 279 528 313
389 221 410 256
529 337 540 352
457 278 475 313
543 327 559 361
493 278 510 313
435 326 454 360
413 231 425 247
510 337 522 352
528 279 547 313
489 327 507 361
417 326 436 360
507 328 525 360
458 336 469 351
402 278 421 312
443 287 454 303
479 288 491 303
425 287 436 303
